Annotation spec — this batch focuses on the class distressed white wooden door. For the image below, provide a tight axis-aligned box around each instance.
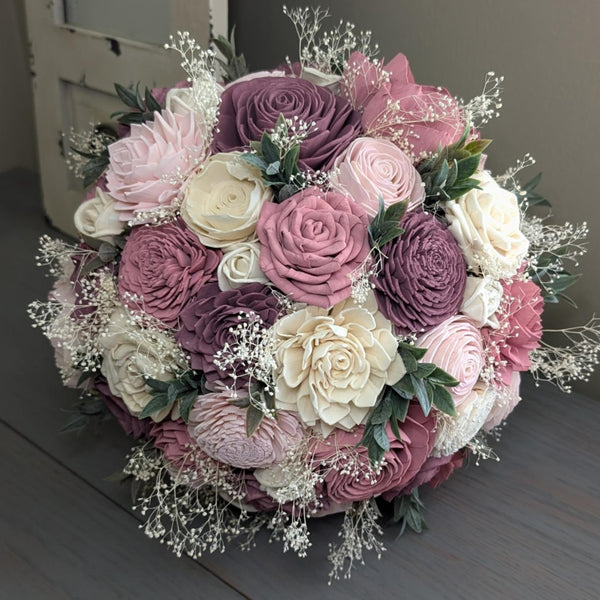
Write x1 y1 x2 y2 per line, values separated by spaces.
24 0 227 235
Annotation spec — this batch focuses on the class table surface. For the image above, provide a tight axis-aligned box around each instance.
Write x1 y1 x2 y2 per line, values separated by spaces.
1 168 599 600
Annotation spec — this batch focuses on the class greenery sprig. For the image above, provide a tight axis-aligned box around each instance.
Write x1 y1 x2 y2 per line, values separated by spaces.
360 342 459 465
242 114 305 202
389 488 427 536
69 124 117 188
77 234 127 277
110 82 163 125
142 370 207 422
368 197 407 251
212 26 249 84
513 172 551 208
60 393 112 434
417 126 491 208
229 381 277 437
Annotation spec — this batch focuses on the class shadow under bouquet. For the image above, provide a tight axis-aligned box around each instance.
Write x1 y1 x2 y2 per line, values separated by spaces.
29 6 599 581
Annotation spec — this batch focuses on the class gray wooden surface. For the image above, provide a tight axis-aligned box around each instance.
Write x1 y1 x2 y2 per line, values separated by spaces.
1 168 599 599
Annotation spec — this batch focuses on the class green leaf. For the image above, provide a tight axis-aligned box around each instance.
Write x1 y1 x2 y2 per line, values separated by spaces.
265 161 281 176
139 393 174 419
432 385 457 417
399 347 418 373
278 183 299 202
464 139 492 154
144 87 162 112
373 424 390 452
78 255 105 277
114 83 139 108
246 404 264 437
179 390 199 423
397 342 427 360
414 362 436 379
428 367 460 387
392 376 415 399
260 132 280 164
410 374 431 415
370 396 393 425
283 145 300 179
456 154 481 180
390 393 411 423
144 377 170 392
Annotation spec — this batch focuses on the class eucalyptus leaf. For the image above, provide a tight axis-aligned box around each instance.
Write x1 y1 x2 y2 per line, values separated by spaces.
246 404 265 437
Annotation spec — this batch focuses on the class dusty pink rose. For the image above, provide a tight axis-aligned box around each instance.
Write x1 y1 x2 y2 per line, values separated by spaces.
347 52 465 162
311 402 435 503
118 218 221 328
213 76 361 171
106 109 208 222
149 419 198 469
483 371 521 431
331 137 424 217
383 450 466 499
417 315 484 407
256 187 370 308
187 389 304 469
483 277 544 385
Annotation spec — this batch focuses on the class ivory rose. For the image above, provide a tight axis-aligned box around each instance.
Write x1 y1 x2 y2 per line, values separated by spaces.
180 153 272 248
99 307 184 421
417 315 485 408
272 292 406 436
460 274 503 328
105 109 208 222
445 171 529 279
73 188 124 242
256 187 370 308
217 241 268 291
331 137 425 217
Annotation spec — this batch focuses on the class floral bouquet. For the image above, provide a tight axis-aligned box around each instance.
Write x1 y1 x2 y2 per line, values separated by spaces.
29 7 599 581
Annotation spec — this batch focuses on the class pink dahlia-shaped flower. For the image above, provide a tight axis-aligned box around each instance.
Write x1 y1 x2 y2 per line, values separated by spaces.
187 389 304 469
213 76 362 171
106 109 208 222
483 371 521 431
374 211 466 334
311 401 435 504
176 282 280 388
417 315 485 407
118 218 221 328
256 187 370 308
483 277 544 385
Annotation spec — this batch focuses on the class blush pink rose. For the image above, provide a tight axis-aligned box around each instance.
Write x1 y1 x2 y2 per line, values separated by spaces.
331 137 425 217
187 389 304 469
106 109 208 222
149 419 196 467
483 277 544 385
256 187 370 308
311 402 435 503
417 315 485 407
483 371 521 431
348 52 465 162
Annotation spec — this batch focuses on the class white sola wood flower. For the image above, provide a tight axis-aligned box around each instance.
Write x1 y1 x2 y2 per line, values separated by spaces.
272 292 405 436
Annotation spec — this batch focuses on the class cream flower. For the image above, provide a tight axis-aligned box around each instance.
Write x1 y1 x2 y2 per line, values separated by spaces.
99 307 185 421
273 292 406 436
432 381 496 457
73 189 125 242
445 171 529 279
180 153 273 248
460 274 503 328
217 241 268 291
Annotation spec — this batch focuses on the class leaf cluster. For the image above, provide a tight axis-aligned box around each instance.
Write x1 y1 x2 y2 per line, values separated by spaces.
229 381 276 437
241 114 305 202
513 172 551 208
141 370 208 422
60 393 112 434
70 124 117 188
417 126 491 207
77 233 127 277
530 263 580 307
360 342 458 465
212 26 249 84
110 83 162 125
389 488 427 536
368 197 407 250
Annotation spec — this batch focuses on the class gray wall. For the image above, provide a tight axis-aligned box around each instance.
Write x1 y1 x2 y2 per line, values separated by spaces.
231 0 600 396
0 0 37 173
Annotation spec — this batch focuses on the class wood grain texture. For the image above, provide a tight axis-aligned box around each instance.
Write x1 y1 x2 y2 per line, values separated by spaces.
2 169 599 599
